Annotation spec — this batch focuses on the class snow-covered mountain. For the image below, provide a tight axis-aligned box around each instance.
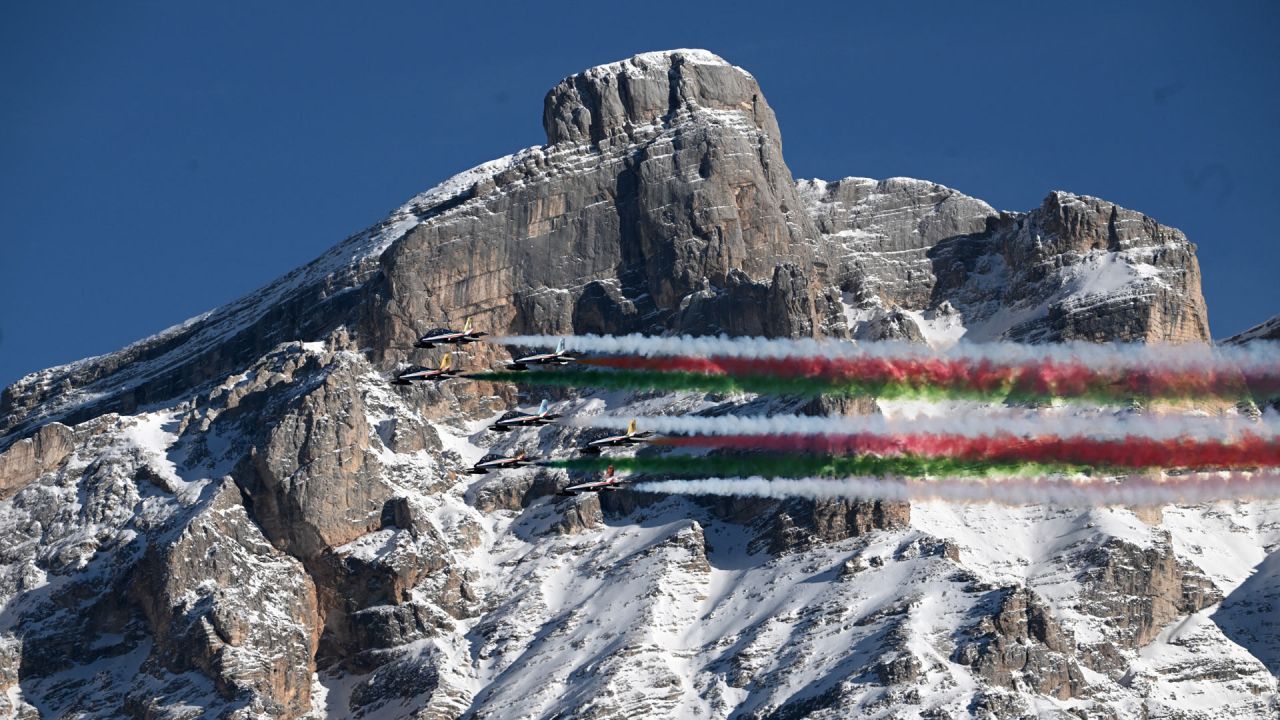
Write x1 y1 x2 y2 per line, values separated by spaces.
0 49 1275 719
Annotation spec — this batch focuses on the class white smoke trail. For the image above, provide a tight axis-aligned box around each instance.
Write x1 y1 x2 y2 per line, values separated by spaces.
496 333 1280 374
631 472 1280 506
574 412 1280 441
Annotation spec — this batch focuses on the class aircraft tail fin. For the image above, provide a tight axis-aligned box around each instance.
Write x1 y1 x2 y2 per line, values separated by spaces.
538 399 549 416
440 353 453 371
463 318 472 334
627 419 637 436
555 338 566 354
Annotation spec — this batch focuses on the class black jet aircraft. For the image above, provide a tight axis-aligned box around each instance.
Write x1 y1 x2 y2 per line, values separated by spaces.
392 353 460 385
467 451 540 475
414 319 487 348
489 400 561 432
558 466 625 496
580 419 655 455
506 339 577 371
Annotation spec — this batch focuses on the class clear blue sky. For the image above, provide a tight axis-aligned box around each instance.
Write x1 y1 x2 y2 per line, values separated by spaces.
2 1 1277 388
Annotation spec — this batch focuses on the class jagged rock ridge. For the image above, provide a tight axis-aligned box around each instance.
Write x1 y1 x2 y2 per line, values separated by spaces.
0 50 1274 719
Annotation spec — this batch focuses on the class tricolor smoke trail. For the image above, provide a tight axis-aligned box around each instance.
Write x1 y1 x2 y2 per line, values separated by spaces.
469 367 1156 402
544 453 1080 479
493 334 1280 402
578 354 1275 403
575 412 1280 442
629 472 1280 506
652 433 1280 470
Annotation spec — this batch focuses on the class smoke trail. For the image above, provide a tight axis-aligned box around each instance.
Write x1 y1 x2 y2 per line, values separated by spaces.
496 333 1280 375
579 354 1276 403
467 369 862 397
473 354 1278 403
574 412 1280 442
467 368 1163 403
544 453 1079 479
655 433 1280 470
630 472 1280 506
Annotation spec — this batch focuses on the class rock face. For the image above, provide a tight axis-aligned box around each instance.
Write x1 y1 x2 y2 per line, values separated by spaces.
0 49 1266 719
367 49 831 362
0 422 72 499
242 359 391 560
129 478 319 718
1074 532 1222 680
954 588 1087 700
799 178 1211 345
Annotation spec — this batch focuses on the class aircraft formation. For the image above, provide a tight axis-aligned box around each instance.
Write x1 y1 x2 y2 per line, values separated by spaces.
389 321 1280 506
392 321 652 496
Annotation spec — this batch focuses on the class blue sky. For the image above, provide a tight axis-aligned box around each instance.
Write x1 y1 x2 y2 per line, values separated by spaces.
2 1 1277 388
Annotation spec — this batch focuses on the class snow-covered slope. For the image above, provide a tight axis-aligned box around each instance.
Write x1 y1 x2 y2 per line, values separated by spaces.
5 360 1276 718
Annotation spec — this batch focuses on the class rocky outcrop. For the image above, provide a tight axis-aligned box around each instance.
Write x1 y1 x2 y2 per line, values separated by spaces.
801 180 1212 345
368 49 831 365
128 478 319 719
1077 532 1222 673
542 50 782 148
677 264 843 339
797 176 998 307
761 498 911 555
849 306 927 343
0 422 73 499
241 358 391 560
985 192 1210 343
955 587 1088 700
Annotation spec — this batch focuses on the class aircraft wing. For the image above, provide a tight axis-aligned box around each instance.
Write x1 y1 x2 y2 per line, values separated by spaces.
559 479 624 495
415 328 462 347
585 434 623 447
393 367 443 384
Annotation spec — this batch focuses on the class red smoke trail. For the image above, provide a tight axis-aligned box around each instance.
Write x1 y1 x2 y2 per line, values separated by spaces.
655 433 1280 470
580 355 1280 401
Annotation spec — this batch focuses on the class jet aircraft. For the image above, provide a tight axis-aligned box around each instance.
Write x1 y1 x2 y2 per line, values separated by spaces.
415 319 487 348
580 419 655 455
467 451 540 475
506 339 578 370
558 466 625 496
392 353 460 385
489 400 561 432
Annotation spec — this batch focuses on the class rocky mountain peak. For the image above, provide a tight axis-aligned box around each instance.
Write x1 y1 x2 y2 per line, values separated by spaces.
0 50 1267 719
542 49 781 148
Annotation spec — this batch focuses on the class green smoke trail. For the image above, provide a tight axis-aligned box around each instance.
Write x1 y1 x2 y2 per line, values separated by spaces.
470 369 996 401
543 453 1087 480
466 369 1170 404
